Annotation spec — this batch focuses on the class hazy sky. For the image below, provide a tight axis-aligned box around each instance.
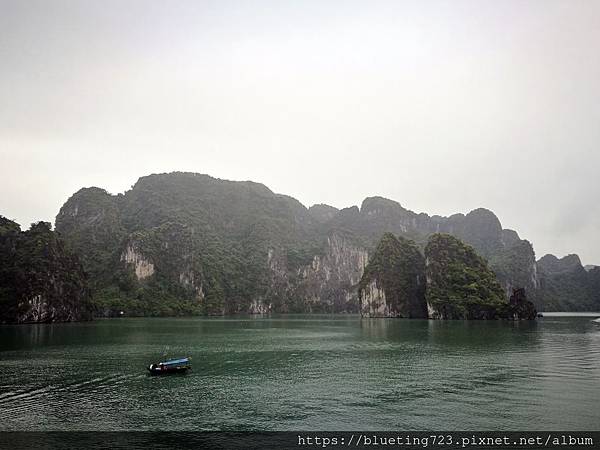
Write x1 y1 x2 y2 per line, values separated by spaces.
1 0 599 263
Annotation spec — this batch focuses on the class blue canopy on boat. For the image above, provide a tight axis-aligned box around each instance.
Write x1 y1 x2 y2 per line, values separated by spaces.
160 357 190 366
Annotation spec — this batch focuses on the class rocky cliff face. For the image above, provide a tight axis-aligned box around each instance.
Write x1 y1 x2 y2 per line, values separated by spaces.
0 217 93 323
293 233 369 312
326 196 539 297
52 172 585 316
537 254 600 311
359 281 389 317
490 239 539 300
256 232 369 313
55 173 352 315
121 243 155 280
358 233 427 318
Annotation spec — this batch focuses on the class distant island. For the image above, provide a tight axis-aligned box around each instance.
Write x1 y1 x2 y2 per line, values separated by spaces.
1 171 598 323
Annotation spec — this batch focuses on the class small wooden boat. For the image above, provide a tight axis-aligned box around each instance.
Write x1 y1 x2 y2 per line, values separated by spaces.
148 357 191 375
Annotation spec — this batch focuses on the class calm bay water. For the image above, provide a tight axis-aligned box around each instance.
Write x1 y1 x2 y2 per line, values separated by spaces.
0 314 599 431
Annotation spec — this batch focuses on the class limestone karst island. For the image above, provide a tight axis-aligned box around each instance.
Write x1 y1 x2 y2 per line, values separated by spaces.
2 172 598 324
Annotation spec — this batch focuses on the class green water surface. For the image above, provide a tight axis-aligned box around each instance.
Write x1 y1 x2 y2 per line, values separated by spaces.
0 314 599 430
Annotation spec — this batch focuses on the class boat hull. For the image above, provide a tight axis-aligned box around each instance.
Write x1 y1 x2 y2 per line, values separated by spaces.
147 357 191 375
147 366 190 376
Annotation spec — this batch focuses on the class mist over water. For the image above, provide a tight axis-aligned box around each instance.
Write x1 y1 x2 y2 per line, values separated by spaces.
0 314 599 430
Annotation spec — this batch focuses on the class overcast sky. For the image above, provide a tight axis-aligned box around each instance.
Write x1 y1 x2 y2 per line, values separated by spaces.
1 0 599 264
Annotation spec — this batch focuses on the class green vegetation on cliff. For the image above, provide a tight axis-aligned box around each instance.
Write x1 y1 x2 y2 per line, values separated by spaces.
0 216 93 323
358 233 426 318
56 173 328 316
358 232 537 319
425 233 508 319
50 171 591 316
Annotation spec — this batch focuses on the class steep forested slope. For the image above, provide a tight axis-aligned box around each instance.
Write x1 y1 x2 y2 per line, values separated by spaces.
0 217 93 323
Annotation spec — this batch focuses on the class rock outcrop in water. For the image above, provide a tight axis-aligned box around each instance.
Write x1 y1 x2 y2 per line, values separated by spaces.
0 216 93 323
358 233 426 318
508 288 537 320
425 234 509 319
359 232 538 319
50 172 595 316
